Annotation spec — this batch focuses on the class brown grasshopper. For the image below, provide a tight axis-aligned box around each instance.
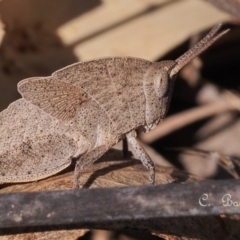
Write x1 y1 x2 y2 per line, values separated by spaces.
0 24 228 188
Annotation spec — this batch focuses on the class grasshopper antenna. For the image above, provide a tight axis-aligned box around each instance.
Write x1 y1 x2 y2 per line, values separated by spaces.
171 23 229 76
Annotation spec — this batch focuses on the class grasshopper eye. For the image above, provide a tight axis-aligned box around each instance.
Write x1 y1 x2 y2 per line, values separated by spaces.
154 70 169 98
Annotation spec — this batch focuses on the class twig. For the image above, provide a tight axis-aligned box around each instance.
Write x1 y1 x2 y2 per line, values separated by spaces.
0 180 240 234
140 96 237 144
169 147 240 179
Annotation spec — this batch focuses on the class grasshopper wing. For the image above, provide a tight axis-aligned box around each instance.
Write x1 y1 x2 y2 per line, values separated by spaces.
18 77 88 121
0 99 78 183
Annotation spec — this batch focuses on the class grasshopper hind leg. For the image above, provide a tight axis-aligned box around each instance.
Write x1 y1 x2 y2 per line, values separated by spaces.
73 145 109 189
74 131 155 188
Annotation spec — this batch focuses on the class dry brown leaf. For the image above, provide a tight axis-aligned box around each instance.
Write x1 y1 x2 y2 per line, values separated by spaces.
0 148 198 193
0 230 88 240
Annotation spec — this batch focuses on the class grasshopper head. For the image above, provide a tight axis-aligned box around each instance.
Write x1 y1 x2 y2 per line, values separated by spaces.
152 60 177 99
146 24 229 130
